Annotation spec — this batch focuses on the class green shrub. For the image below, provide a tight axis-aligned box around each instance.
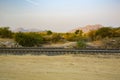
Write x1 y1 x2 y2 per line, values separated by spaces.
14 32 43 47
0 27 13 38
77 40 86 48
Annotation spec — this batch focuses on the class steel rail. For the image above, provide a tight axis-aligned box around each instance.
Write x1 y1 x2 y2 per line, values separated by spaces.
0 48 120 55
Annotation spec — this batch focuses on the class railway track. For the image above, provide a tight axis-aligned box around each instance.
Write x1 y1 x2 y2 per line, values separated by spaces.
0 47 120 55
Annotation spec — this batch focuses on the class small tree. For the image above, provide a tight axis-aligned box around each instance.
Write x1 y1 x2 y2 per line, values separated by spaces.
79 30 83 36
75 30 83 36
75 30 79 34
47 30 52 35
0 27 13 38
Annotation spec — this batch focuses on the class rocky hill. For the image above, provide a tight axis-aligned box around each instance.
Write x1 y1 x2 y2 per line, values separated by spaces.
70 24 103 33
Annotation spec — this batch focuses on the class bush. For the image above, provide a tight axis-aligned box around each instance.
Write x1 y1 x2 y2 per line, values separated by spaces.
95 27 112 39
88 30 96 41
0 27 13 38
51 33 62 43
14 32 44 47
64 33 77 41
77 40 86 48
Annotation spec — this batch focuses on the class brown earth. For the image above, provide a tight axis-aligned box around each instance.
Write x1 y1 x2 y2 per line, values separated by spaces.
0 54 120 80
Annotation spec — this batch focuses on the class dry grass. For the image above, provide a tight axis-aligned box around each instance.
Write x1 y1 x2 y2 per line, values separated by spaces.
0 38 14 41
0 54 120 80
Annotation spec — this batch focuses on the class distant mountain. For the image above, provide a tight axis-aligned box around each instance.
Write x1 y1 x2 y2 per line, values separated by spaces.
27 28 43 32
12 27 43 32
70 24 103 33
12 28 28 32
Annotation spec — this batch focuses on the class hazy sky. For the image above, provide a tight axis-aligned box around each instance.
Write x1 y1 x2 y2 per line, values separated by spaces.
0 0 120 32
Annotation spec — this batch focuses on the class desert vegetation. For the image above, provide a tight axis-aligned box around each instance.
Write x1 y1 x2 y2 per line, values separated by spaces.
0 26 120 48
14 32 44 47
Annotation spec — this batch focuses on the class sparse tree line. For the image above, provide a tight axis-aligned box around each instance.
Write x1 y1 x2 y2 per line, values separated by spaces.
88 27 120 41
0 26 120 47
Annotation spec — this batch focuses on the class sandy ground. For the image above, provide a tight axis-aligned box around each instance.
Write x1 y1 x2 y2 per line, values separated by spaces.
0 54 120 80
42 42 76 48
